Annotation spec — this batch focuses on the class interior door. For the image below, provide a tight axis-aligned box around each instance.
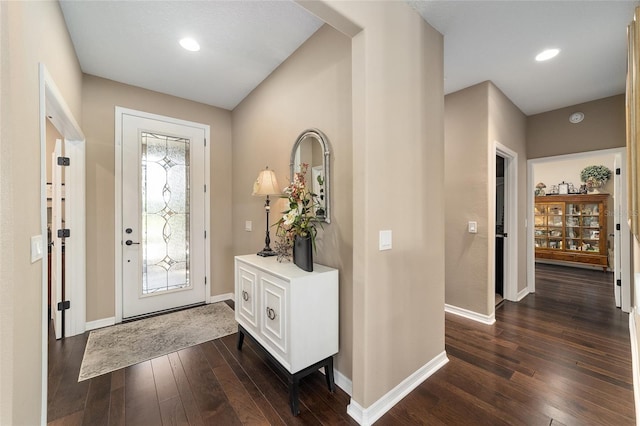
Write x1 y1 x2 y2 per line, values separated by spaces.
121 114 206 318
51 139 63 339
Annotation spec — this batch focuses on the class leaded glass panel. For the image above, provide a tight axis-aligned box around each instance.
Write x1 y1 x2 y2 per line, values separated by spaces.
141 132 190 295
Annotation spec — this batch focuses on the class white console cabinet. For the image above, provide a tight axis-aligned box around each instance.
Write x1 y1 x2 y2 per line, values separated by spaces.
234 255 339 415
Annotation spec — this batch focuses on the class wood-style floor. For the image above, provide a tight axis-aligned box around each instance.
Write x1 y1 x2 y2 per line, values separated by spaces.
48 264 635 425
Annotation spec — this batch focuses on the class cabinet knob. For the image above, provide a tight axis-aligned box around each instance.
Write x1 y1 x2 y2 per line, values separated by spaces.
266 307 277 320
242 290 249 301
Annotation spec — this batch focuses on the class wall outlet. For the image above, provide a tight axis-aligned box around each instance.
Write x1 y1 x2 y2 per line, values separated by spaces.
245 221 252 232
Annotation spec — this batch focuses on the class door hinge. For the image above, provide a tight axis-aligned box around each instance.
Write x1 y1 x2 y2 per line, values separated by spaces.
57 229 70 238
616 223 621 231
204 138 207 147
616 168 621 175
57 156 70 166
617 279 622 287
57 300 70 311
205 277 207 285
204 184 207 192
204 230 207 239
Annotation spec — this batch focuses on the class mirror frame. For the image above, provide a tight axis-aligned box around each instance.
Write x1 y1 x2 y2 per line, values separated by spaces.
290 128 331 223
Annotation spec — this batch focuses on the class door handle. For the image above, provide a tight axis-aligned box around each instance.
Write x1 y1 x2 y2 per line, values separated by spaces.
125 240 140 246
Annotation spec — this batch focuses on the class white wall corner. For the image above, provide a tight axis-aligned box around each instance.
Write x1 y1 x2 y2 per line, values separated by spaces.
209 293 234 304
445 303 496 325
629 309 640 426
347 351 449 425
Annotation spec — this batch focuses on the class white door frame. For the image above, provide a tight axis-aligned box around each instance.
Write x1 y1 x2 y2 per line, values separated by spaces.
114 107 211 323
39 63 86 424
491 142 518 308
526 148 630 312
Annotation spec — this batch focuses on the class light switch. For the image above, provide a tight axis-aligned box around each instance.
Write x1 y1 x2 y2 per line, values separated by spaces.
379 230 392 250
245 221 252 232
31 235 43 263
468 221 478 234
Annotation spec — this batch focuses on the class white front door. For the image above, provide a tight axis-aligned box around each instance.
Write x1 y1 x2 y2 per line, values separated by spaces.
121 113 207 318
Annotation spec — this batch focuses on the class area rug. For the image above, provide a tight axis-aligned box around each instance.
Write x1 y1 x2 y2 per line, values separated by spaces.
78 302 237 381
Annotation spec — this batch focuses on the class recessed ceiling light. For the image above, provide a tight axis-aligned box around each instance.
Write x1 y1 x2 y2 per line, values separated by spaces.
535 48 560 62
179 37 200 52
569 112 584 124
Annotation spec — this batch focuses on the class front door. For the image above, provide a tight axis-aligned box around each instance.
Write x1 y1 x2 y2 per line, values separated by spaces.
121 112 207 318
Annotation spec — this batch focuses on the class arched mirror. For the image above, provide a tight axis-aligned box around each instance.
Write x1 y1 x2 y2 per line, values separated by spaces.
290 129 331 223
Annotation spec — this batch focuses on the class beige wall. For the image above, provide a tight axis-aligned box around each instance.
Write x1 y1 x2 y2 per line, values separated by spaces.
488 83 528 300
231 24 354 379
0 1 83 424
445 82 491 314
82 75 233 321
300 1 445 408
527 94 625 159
445 81 527 315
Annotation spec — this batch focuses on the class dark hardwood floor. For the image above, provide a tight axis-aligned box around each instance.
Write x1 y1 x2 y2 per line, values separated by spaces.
48 264 635 425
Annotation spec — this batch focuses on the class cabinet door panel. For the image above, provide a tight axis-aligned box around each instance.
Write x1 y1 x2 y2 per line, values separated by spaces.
261 276 287 355
237 266 258 329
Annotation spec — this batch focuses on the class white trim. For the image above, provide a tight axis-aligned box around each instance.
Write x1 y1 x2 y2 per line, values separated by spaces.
209 293 234 304
445 303 496 325
494 142 518 303
516 287 529 302
629 308 640 426
39 63 86 425
318 366 353 396
114 107 211 323
347 351 448 425
85 317 116 331
334 368 353 396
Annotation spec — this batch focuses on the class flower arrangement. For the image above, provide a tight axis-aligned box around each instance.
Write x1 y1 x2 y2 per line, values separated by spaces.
580 165 612 189
274 163 322 259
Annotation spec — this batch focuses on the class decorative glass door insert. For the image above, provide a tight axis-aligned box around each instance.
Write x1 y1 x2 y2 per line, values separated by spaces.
141 132 191 295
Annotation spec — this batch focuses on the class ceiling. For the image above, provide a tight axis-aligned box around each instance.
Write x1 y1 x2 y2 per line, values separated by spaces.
60 1 639 115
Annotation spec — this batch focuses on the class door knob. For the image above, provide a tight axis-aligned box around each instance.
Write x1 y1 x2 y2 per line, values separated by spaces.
125 240 140 246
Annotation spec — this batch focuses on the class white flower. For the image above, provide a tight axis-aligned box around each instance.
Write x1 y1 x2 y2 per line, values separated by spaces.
283 209 297 226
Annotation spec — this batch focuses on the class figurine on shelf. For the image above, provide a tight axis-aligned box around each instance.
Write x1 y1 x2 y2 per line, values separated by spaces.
535 182 546 196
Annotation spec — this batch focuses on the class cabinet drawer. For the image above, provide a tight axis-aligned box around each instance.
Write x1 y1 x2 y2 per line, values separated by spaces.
260 275 287 356
237 265 258 329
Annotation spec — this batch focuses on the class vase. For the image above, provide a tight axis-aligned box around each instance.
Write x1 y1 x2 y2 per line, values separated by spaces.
293 235 313 272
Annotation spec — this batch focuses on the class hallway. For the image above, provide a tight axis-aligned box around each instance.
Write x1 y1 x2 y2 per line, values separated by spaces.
48 264 634 425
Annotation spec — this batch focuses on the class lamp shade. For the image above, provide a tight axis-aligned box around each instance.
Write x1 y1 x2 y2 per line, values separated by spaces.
252 167 281 196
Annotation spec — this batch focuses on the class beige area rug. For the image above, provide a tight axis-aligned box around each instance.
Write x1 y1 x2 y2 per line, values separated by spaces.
78 302 237 381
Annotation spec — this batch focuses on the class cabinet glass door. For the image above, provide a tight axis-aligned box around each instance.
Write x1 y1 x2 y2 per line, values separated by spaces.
547 203 563 250
580 203 601 253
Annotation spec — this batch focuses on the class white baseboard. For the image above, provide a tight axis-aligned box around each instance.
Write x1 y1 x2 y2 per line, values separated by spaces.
85 317 115 331
516 287 529 301
209 292 234 304
318 366 353 396
347 351 448 425
334 368 353 396
445 304 496 325
629 309 640 426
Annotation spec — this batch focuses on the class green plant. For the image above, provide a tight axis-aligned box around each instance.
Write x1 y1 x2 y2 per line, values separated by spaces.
580 165 612 186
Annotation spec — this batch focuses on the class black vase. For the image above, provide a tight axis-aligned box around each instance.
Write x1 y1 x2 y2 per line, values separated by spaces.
293 235 313 272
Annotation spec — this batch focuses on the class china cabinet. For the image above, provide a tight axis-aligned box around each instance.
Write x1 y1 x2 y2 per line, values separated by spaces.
234 255 339 415
534 194 609 270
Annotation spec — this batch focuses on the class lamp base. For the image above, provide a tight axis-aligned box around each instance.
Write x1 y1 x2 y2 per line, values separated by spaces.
257 248 277 257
